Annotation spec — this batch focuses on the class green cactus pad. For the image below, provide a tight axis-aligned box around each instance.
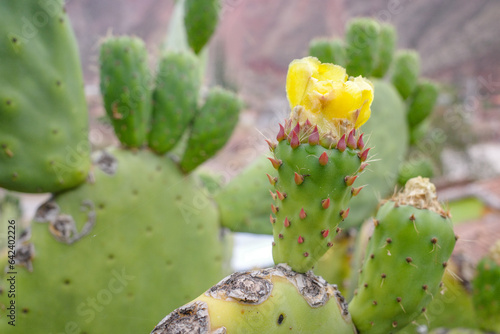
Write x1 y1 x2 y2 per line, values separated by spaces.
349 177 456 334
184 0 220 54
407 80 439 128
180 87 242 173
100 36 151 148
215 156 274 234
0 0 90 193
151 265 357 334
309 38 347 67
345 18 380 77
391 50 420 100
0 148 227 333
269 122 365 273
398 157 435 186
148 51 201 154
371 23 396 78
472 242 500 333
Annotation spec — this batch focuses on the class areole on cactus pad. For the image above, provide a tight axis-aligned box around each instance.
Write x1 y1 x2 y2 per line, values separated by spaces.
269 57 373 273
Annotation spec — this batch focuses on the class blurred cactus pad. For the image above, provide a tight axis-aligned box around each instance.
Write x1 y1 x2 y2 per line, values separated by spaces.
0 0 257 332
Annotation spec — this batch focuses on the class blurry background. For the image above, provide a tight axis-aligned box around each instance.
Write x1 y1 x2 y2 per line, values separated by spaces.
11 0 500 268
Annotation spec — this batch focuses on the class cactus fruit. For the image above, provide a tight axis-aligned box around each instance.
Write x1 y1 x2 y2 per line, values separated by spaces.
180 87 242 173
472 241 500 333
268 57 373 273
0 148 228 333
148 51 201 154
184 0 220 54
407 80 439 129
215 156 274 234
99 36 152 148
345 18 380 77
348 177 456 334
391 50 421 100
151 264 356 334
371 23 396 78
0 0 90 193
309 38 347 67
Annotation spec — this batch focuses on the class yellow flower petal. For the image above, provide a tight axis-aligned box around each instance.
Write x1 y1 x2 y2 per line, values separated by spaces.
285 57 318 110
352 76 374 128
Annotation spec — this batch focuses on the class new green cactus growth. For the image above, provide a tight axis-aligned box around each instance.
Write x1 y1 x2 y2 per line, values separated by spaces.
0 0 90 193
309 38 347 67
348 177 456 334
184 0 220 54
345 18 380 77
100 36 152 148
371 23 396 78
407 80 439 129
148 50 200 154
391 50 421 100
180 87 242 173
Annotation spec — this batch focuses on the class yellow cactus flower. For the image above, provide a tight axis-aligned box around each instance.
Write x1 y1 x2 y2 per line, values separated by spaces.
286 56 373 137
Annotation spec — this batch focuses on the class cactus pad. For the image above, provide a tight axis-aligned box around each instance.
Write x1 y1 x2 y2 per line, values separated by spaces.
151 264 356 334
309 38 347 67
99 36 152 148
180 87 242 173
0 0 90 193
0 148 227 333
349 177 456 334
391 50 420 100
148 50 201 154
345 18 380 77
184 0 220 54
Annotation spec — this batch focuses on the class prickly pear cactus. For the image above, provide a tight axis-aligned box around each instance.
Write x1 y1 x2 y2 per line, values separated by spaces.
391 50 420 100
345 18 380 77
309 38 347 67
0 148 227 333
0 0 90 193
148 50 200 154
100 36 152 148
371 23 396 78
184 0 220 54
151 264 356 334
180 87 242 173
472 241 500 333
348 177 456 334
267 57 372 273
